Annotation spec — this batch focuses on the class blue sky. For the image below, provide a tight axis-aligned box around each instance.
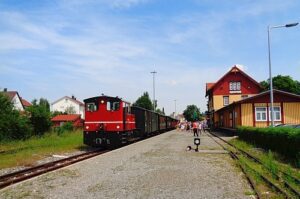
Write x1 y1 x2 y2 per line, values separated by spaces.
0 0 299 115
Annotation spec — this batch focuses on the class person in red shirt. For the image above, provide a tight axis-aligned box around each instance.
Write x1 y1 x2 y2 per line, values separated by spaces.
192 121 198 137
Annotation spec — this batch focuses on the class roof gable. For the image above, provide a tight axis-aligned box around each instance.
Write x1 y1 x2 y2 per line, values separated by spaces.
52 96 84 106
1 91 25 110
206 65 261 96
1 91 17 101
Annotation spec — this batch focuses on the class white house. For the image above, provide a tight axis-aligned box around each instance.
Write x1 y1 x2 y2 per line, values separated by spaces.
1 89 25 111
51 96 85 119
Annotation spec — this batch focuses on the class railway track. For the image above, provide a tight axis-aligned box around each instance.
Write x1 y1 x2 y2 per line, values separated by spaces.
205 131 300 199
0 149 109 190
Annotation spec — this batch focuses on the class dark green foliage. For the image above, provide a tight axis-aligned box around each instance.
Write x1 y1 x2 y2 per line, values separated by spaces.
183 105 201 122
55 122 74 136
27 98 51 136
133 92 153 110
0 93 32 141
237 126 300 160
156 108 165 115
260 75 300 94
39 98 50 112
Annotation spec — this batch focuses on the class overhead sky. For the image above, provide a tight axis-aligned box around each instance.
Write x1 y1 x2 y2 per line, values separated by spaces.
0 0 299 115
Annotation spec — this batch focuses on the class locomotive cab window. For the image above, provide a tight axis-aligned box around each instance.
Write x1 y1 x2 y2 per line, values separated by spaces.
123 102 131 113
106 101 120 111
86 102 97 112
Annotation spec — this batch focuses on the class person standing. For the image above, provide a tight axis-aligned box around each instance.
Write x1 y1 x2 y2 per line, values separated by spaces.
192 121 198 137
198 122 202 135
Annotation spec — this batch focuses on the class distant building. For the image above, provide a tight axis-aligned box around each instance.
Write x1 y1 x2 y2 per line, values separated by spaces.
175 114 185 122
205 65 300 128
51 114 83 128
215 89 300 128
205 65 262 127
51 96 85 119
1 88 32 111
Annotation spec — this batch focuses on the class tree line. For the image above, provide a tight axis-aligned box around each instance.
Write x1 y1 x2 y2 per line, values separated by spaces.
0 94 52 141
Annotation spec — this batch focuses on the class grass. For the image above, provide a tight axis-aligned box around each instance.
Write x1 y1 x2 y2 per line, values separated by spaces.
0 129 87 169
229 138 300 179
229 138 300 197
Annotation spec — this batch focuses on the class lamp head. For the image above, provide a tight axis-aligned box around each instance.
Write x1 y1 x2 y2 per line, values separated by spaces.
194 138 200 146
285 22 299 28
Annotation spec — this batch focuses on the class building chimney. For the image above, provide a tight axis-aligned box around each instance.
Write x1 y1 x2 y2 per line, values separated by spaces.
4 88 7 92
71 95 76 100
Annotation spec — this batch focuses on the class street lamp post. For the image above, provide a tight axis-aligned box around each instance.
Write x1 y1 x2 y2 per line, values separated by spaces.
151 71 157 111
268 22 298 127
174 99 177 117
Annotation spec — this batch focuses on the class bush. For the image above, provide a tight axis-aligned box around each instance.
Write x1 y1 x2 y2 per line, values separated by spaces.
27 105 51 136
0 93 32 141
54 122 74 136
237 126 300 159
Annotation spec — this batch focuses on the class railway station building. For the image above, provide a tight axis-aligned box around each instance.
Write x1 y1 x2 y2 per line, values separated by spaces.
206 65 300 128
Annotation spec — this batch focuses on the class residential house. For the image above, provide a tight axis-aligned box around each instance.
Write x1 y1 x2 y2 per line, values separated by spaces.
206 65 300 128
205 65 262 127
51 96 85 119
1 88 32 111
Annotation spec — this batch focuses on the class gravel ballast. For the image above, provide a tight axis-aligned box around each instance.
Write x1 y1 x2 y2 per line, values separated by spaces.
0 130 255 199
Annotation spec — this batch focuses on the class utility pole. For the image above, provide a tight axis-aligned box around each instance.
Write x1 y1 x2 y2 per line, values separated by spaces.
151 71 157 111
174 99 177 118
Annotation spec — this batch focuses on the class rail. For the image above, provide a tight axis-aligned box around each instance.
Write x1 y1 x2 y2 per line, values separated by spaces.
0 149 109 190
206 131 300 198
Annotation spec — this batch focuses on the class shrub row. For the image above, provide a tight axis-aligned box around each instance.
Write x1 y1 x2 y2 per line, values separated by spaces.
237 126 300 158
0 93 52 142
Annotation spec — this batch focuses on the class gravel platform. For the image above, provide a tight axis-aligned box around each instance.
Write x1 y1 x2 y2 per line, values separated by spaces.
0 130 255 199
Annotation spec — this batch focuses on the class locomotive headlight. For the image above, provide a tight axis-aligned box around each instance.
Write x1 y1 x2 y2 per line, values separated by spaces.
116 125 120 129
85 126 89 130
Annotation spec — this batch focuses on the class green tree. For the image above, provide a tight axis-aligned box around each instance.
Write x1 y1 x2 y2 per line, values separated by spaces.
156 108 165 115
0 93 32 141
260 75 300 94
27 98 51 136
65 105 76 114
133 92 153 110
183 105 201 122
39 98 50 112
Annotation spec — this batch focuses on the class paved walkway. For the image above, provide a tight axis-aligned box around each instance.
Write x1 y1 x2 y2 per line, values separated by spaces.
0 130 254 199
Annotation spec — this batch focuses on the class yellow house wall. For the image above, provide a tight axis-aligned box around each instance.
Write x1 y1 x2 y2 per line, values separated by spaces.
213 96 224 111
241 103 253 126
255 122 268 127
213 94 257 111
283 103 300 124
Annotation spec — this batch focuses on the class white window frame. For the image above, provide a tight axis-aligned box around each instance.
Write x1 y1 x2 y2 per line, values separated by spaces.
229 82 241 91
255 107 267 121
223 96 229 106
268 106 281 121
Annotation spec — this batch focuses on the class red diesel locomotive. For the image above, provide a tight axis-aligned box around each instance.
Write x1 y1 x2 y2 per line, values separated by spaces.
83 95 178 147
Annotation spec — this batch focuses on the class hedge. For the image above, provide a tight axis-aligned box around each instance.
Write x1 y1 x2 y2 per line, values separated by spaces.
237 126 300 159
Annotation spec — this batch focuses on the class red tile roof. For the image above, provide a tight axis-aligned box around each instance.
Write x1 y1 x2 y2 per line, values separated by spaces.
21 98 32 107
51 114 81 122
206 83 215 91
1 91 17 101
